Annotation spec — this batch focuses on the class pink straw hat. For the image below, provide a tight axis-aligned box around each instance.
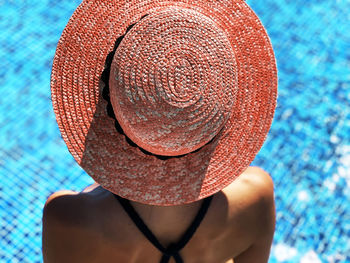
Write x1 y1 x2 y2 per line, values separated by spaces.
51 0 278 205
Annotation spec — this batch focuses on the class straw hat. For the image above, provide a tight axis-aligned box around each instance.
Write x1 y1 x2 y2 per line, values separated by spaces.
51 0 277 205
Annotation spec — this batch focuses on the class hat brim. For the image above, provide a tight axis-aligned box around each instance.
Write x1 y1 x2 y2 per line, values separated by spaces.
51 0 277 205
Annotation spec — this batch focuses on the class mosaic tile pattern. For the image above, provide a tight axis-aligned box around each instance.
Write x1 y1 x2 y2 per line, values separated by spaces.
0 0 349 262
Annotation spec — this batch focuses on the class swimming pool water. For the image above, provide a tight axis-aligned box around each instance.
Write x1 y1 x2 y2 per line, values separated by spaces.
1 0 350 262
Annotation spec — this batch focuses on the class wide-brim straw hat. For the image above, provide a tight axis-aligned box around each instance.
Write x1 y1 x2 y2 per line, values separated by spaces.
51 0 278 205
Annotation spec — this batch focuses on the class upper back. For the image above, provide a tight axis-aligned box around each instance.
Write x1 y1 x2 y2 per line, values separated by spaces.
42 167 275 263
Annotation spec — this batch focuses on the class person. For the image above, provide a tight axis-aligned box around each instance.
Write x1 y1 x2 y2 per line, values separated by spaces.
43 167 274 263
43 1 278 262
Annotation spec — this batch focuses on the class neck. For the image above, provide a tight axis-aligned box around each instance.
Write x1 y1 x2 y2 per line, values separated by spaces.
129 198 205 221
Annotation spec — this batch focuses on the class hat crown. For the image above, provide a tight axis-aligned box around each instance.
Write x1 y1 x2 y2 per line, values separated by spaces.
109 7 238 156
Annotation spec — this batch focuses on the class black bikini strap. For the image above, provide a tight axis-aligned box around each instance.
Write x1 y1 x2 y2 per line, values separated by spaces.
173 196 213 251
113 194 213 263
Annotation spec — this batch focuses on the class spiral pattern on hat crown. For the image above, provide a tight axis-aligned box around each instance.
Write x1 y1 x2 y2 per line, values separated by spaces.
109 7 238 156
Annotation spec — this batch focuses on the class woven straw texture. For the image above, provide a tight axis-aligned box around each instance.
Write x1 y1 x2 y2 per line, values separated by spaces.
51 0 277 205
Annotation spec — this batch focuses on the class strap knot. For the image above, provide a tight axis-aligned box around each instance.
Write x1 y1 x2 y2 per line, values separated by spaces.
164 243 179 256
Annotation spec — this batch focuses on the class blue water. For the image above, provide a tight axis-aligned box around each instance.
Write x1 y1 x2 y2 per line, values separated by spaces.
1 0 350 262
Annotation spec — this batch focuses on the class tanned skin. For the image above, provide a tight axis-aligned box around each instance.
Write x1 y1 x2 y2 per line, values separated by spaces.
42 166 275 263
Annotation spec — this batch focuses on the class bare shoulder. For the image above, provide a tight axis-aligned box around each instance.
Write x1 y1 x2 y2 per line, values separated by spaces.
238 166 273 188
221 167 276 263
44 190 79 207
223 166 274 207
42 189 101 262
43 183 101 220
43 190 82 223
222 166 275 228
238 166 275 227
42 184 107 229
240 166 274 198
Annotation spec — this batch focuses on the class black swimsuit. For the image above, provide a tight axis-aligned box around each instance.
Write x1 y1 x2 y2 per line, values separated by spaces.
113 194 213 263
